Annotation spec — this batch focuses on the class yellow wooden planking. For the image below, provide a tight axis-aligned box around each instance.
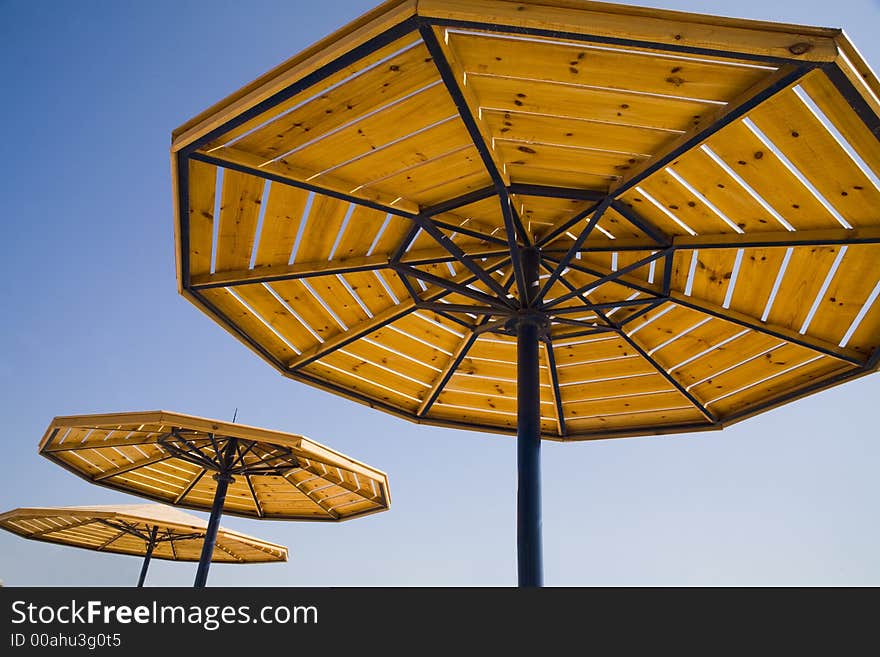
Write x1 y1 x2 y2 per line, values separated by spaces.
190 27 423 150
616 250 660 284
188 160 217 276
703 121 842 230
563 389 692 418
616 194 694 237
636 170 743 234
727 247 788 318
301 358 422 411
368 215 416 257
804 245 880 346
467 336 517 362
469 74 716 133
764 245 840 330
710 356 851 416
748 88 880 228
328 118 475 185
650 316 746 368
556 355 659 384
507 164 615 191
330 205 391 261
456 355 518 380
339 271 398 316
419 0 838 62
565 407 706 433
293 195 350 264
291 83 458 175
306 275 372 329
253 183 310 268
485 110 668 159
448 31 770 103
428 403 559 434
496 140 647 180
374 268 410 304
847 291 880 360
395 311 466 353
269 279 342 339
215 170 265 272
232 43 441 161
561 372 674 402
199 287 298 362
436 390 555 416
341 337 440 386
690 341 816 400
233 283 315 352
626 304 708 351
666 147 778 233
368 322 454 370
679 249 739 306
367 148 490 205
799 70 880 177
553 335 633 364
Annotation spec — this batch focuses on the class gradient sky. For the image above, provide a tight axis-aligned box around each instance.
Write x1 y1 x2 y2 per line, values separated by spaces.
2 0 879 587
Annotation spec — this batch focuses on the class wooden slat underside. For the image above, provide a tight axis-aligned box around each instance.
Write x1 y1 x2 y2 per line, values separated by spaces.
174 1 880 441
37 413 390 521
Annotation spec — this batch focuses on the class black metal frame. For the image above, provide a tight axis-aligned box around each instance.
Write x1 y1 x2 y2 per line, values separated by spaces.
174 11 880 589
156 431 299 587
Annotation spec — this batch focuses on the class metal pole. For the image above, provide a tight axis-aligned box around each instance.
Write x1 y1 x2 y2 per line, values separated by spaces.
137 525 159 588
516 247 543 587
194 438 237 588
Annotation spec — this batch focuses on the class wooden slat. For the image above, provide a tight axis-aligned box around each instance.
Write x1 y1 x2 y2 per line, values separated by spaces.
560 372 674 402
626 304 708 351
728 247 788 318
418 0 838 62
804 245 880 345
616 194 693 237
233 283 315 351
683 248 739 306
650 316 745 367
552 335 633 363
668 147 783 233
448 31 769 103
303 356 424 410
341 338 440 386
293 195 351 264
748 86 880 227
305 275 372 329
188 160 217 276
339 271 398 315
563 390 692 418
215 170 265 272
469 74 717 133
292 83 457 175
435 390 555 415
253 183 310 267
326 118 474 185
710 356 852 415
690 341 816 399
486 110 667 159
199 287 297 362
635 170 742 234
556 355 658 384
331 206 390 261
231 42 441 161
764 245 840 330
799 69 880 176
428 403 558 434
269 279 342 339
702 121 841 230
672 331 780 386
565 407 706 433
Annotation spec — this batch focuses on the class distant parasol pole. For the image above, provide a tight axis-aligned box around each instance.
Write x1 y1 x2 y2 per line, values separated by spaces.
514 247 544 587
136 525 159 587
194 438 237 588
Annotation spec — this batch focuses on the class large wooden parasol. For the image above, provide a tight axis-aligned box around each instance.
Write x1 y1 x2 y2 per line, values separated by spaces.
0 504 287 586
38 411 390 586
169 0 880 585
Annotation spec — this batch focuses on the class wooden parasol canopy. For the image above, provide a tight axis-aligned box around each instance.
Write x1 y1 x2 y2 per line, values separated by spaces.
0 504 287 586
169 0 880 584
39 411 390 586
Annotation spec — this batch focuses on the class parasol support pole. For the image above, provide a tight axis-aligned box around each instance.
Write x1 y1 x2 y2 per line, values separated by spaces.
194 438 238 588
136 525 159 587
514 247 544 587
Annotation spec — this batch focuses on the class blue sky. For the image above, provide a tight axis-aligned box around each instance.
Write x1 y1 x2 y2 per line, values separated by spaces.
1 0 879 586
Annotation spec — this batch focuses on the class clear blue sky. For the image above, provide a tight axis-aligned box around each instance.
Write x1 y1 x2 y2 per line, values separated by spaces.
2 0 879 587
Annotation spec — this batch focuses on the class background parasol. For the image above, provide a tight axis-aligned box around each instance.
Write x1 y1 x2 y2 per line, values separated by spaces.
169 0 880 585
38 411 390 586
0 504 287 587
